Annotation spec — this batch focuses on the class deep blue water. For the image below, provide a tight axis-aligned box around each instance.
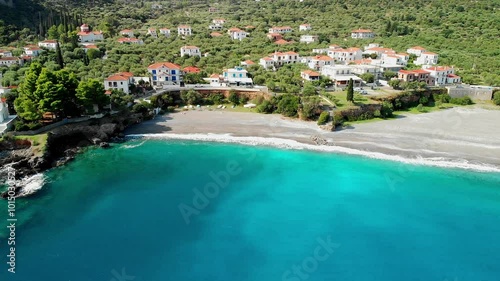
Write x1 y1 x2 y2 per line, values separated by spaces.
1 140 500 281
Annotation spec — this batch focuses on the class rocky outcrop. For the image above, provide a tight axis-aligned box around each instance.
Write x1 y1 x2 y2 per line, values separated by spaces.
0 113 144 198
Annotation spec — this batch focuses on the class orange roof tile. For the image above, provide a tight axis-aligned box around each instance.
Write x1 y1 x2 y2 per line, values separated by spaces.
302 70 320 76
148 62 181 69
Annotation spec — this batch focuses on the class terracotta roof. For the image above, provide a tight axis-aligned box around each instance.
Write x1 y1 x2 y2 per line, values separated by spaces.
181 45 199 49
346 47 361 52
409 46 426 50
447 74 460 78
245 25 255 29
398 70 415 74
312 55 333 61
210 32 223 37
209 73 220 78
148 28 156 31
81 24 89 27
352 59 373 65
228 27 242 32
0 57 19 61
117 38 141 43
105 75 129 81
425 66 452 71
116 72 134 78
78 31 102 36
84 44 99 49
352 29 373 33
261 57 273 61
422 52 438 55
178 25 191 28
121 29 133 33
367 47 394 53
148 62 181 69
397 53 409 56
183 66 201 73
302 70 320 76
243 60 255 65
274 39 290 45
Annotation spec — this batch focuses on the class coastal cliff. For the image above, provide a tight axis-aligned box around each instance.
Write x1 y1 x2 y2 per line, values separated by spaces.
0 113 145 197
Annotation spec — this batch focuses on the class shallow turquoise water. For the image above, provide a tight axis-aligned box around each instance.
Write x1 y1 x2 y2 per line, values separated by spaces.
1 140 500 281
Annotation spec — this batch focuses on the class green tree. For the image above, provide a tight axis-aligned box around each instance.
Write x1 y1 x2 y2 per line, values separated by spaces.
388 79 401 89
86 48 101 60
276 94 299 117
180 89 201 105
228 91 240 105
346 78 354 102
493 91 500 106
383 71 397 80
317 111 330 125
76 79 109 112
55 41 64 69
360 73 375 83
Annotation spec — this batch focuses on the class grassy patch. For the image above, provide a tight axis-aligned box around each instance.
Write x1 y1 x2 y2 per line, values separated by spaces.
14 134 48 157
394 103 455 115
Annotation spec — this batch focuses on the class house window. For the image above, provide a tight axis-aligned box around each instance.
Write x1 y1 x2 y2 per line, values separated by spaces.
172 70 176 74
165 77 168 81
172 76 176 81
153 76 157 81
152 70 157 74
120 82 123 85
233 74 236 77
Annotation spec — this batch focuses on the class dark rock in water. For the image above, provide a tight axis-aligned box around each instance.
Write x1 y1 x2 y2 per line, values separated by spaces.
118 133 125 138
100 142 110 148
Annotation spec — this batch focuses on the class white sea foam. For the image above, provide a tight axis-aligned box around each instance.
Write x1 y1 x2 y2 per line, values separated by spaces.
126 133 500 173
121 140 146 149
16 173 46 197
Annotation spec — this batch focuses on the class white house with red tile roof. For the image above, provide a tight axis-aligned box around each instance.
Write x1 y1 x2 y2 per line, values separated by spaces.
328 47 363 63
227 28 248 41
301 70 321 81
397 69 435 85
210 19 225 30
415 52 439 66
78 24 104 42
423 66 460 85
159 28 171 37
0 50 13 57
83 44 99 53
259 57 274 69
351 29 374 39
117 37 144 45
120 29 135 37
210 32 223 37
177 25 192 36
363 44 395 58
148 62 183 86
259 51 300 69
267 33 283 41
0 57 22 67
213 18 226 25
38 40 58 50
147 28 158 38
240 60 255 67
268 26 293 34
381 53 407 66
321 65 362 88
300 35 319 44
23 46 42 56
180 45 201 57
299 24 311 32
406 46 427 56
104 72 134 94
302 55 334 71
183 66 201 73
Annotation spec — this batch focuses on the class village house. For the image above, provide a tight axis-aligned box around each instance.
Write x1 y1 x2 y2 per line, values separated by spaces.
363 44 395 58
117 38 144 44
301 70 321 81
259 51 300 69
208 7 218 13
177 25 192 36
397 69 435 85
213 18 226 25
210 32 223 37
24 46 42 57
423 66 461 86
406 46 427 56
223 67 253 86
268 26 293 34
321 65 362 88
0 57 22 67
0 50 13 57
120 29 135 37
78 24 104 43
275 39 292 45
302 55 334 71
147 28 158 38
104 72 134 94
227 28 248 41
267 33 283 41
180 45 201 57
240 60 255 67
83 44 99 53
381 53 407 66
183 66 201 74
300 35 319 44
328 47 363 64
204 73 223 86
299 24 312 32
38 40 58 50
350 64 380 77
414 52 439 65
210 18 225 30
351 29 375 39
312 48 330 54
159 28 171 37
148 62 183 86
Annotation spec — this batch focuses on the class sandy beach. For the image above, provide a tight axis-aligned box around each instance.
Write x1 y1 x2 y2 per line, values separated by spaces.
126 106 500 171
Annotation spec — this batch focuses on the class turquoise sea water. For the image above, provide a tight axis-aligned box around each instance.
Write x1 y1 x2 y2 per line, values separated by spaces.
1 139 500 281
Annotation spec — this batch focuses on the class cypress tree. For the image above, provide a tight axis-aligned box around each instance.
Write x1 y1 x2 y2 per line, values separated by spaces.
346 78 354 102
55 41 64 69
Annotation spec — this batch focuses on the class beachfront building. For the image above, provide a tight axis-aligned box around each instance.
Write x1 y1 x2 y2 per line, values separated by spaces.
227 28 248 41
117 38 144 44
268 26 293 34
351 29 375 39
177 25 192 36
222 67 253 86
104 72 134 94
328 47 363 64
397 69 435 86
301 70 321 81
148 62 183 86
120 29 135 37
259 51 300 69
299 24 311 31
159 28 171 37
300 35 319 44
147 28 158 38
414 52 439 66
38 40 58 50
204 73 223 86
321 65 362 88
423 66 461 86
180 45 201 57
78 24 104 43
0 57 22 67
